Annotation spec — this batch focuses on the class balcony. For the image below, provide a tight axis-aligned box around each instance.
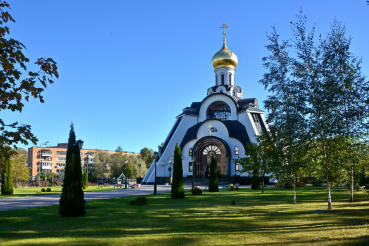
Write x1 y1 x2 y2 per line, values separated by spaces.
42 166 52 170
41 150 52 157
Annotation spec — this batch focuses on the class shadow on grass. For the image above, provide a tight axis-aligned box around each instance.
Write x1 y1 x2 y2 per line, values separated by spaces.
0 187 368 245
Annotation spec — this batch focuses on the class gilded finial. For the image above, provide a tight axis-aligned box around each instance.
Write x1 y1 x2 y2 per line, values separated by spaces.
220 23 229 41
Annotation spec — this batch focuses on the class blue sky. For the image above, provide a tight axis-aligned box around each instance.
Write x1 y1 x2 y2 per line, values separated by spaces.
4 0 369 153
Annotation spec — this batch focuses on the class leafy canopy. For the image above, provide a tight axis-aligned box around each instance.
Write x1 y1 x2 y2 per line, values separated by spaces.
0 1 59 166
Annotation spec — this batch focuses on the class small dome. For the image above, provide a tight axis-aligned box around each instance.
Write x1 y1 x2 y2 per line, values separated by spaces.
212 41 238 69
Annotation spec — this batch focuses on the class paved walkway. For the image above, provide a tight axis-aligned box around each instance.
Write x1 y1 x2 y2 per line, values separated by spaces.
0 185 190 211
0 183 258 211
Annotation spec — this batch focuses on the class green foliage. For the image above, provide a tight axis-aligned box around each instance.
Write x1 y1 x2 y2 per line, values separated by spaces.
41 188 45 192
1 156 13 195
171 144 185 199
251 170 261 190
130 196 147 205
82 168 88 189
209 154 218 192
47 188 51 192
10 148 30 182
59 123 85 217
0 1 59 166
140 147 155 169
260 9 369 208
230 186 235 191
191 188 202 195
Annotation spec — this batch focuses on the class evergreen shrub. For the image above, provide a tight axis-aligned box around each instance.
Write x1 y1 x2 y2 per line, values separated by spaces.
59 123 86 217
130 196 147 205
171 144 185 199
235 186 239 190
47 188 51 192
209 155 219 192
82 168 88 189
1 157 14 195
191 188 202 195
230 186 235 191
41 188 46 192
251 170 261 190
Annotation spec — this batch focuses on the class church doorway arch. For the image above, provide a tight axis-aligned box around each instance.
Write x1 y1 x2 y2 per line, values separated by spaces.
192 136 231 178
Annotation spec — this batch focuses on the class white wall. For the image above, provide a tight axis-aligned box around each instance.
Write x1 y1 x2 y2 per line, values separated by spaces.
143 115 198 183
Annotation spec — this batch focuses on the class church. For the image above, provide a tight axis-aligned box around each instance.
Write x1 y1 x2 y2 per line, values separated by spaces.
142 24 269 185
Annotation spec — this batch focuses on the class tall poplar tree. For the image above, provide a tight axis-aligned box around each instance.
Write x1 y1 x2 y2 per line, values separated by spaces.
171 144 184 199
209 155 218 192
59 124 85 217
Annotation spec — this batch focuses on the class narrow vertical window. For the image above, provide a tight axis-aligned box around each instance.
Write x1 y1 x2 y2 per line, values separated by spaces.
233 90 235 96
235 146 239 155
189 148 193 157
221 74 224 85
229 73 232 84
216 75 218 85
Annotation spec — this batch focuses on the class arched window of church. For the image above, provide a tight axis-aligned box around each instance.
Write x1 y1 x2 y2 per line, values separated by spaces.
203 145 221 155
189 148 193 157
221 74 224 85
207 101 231 121
229 73 232 84
216 75 218 85
220 90 223 93
232 90 235 96
235 146 239 155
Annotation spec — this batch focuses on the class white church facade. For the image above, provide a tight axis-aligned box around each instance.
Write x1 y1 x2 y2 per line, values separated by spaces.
142 25 269 184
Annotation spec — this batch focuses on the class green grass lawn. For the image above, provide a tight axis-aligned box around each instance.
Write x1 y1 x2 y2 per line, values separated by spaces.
0 186 368 245
0 186 124 198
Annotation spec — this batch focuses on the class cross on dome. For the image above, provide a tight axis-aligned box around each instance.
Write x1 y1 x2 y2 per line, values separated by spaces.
220 23 229 41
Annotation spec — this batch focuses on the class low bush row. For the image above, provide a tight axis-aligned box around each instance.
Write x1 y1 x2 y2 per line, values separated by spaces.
40 188 52 192
130 196 146 205
191 188 202 195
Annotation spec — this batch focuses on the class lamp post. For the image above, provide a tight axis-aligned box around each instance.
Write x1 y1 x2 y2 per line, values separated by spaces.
168 159 173 185
76 139 84 150
125 159 128 189
191 157 195 190
39 141 49 186
138 164 141 178
153 151 158 194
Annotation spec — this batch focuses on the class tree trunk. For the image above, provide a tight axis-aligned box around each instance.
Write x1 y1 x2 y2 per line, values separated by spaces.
327 170 332 210
350 167 354 202
261 175 265 194
293 177 297 204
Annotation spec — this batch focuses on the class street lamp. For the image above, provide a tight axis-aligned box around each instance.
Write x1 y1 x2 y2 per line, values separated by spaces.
125 159 128 189
138 164 141 178
76 139 84 149
191 157 195 190
153 151 158 194
168 159 173 185
39 141 49 186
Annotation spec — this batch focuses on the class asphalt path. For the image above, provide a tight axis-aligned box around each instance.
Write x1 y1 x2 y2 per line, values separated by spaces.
0 184 194 211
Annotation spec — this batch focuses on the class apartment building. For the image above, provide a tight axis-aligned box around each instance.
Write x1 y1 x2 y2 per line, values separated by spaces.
28 143 137 177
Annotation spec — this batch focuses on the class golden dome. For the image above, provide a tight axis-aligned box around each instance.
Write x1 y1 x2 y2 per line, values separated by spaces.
212 41 238 69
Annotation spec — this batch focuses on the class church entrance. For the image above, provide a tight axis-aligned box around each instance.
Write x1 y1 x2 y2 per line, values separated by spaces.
193 137 230 178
